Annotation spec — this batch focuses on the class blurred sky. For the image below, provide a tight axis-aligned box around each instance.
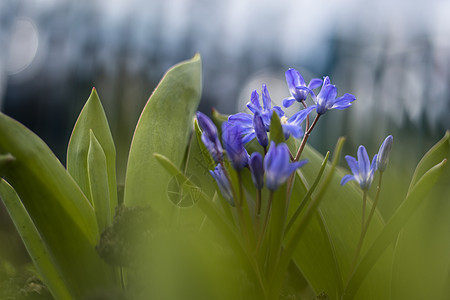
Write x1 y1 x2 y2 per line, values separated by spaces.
1 0 450 172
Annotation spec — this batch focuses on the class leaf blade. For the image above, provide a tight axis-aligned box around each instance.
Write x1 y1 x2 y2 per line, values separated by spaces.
124 54 202 217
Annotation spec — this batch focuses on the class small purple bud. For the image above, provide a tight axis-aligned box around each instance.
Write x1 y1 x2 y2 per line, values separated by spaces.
253 112 268 148
196 111 218 140
197 111 223 162
249 152 264 189
376 135 393 172
210 164 234 206
222 122 249 170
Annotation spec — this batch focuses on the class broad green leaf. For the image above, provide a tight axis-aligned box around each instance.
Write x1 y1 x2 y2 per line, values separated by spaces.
409 131 449 189
67 88 117 217
124 54 202 219
0 112 117 298
0 179 71 300
391 133 450 299
87 130 111 232
343 158 447 300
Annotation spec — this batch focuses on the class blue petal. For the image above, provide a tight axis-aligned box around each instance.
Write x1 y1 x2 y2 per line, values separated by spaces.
316 84 337 114
228 113 253 124
357 146 371 178
242 132 256 144
341 174 355 186
308 78 323 90
371 153 378 173
283 97 296 108
253 112 268 148
261 84 272 111
289 106 315 125
249 152 264 189
272 106 285 117
285 69 302 92
282 124 303 139
331 93 356 110
247 90 261 113
345 155 359 176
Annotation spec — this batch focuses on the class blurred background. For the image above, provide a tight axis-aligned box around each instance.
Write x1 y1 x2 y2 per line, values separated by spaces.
1 0 450 296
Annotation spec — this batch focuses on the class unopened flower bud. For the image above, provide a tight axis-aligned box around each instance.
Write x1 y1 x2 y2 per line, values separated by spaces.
376 135 393 172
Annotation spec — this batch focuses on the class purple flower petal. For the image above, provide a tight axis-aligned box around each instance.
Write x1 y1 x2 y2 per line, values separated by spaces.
283 97 297 108
345 155 359 176
308 78 323 90
340 174 355 186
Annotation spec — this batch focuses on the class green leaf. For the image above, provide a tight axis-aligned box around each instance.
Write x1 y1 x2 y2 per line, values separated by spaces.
269 111 285 145
211 108 228 134
285 151 330 234
0 179 71 300
391 133 450 299
67 87 117 217
0 153 15 173
343 158 448 299
194 120 216 176
0 112 117 298
153 153 267 298
87 130 111 232
124 54 202 219
409 131 449 189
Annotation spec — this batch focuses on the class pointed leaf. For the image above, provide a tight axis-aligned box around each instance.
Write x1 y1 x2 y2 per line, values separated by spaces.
0 179 71 300
409 130 449 189
269 111 284 145
124 54 202 217
391 133 450 299
87 130 111 232
67 87 117 217
0 112 117 298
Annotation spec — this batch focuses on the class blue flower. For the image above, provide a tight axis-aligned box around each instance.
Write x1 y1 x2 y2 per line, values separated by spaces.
222 122 249 170
197 112 223 163
228 85 307 143
341 145 377 190
210 164 234 206
249 152 264 189
264 142 308 191
376 135 393 172
312 77 356 115
283 68 322 108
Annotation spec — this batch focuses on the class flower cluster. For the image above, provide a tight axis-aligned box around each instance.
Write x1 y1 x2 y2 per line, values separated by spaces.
197 67 357 203
195 67 394 299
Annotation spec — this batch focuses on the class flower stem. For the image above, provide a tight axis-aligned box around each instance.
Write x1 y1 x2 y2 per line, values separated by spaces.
344 190 369 294
301 100 309 131
294 114 320 162
342 174 385 298
362 173 383 240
